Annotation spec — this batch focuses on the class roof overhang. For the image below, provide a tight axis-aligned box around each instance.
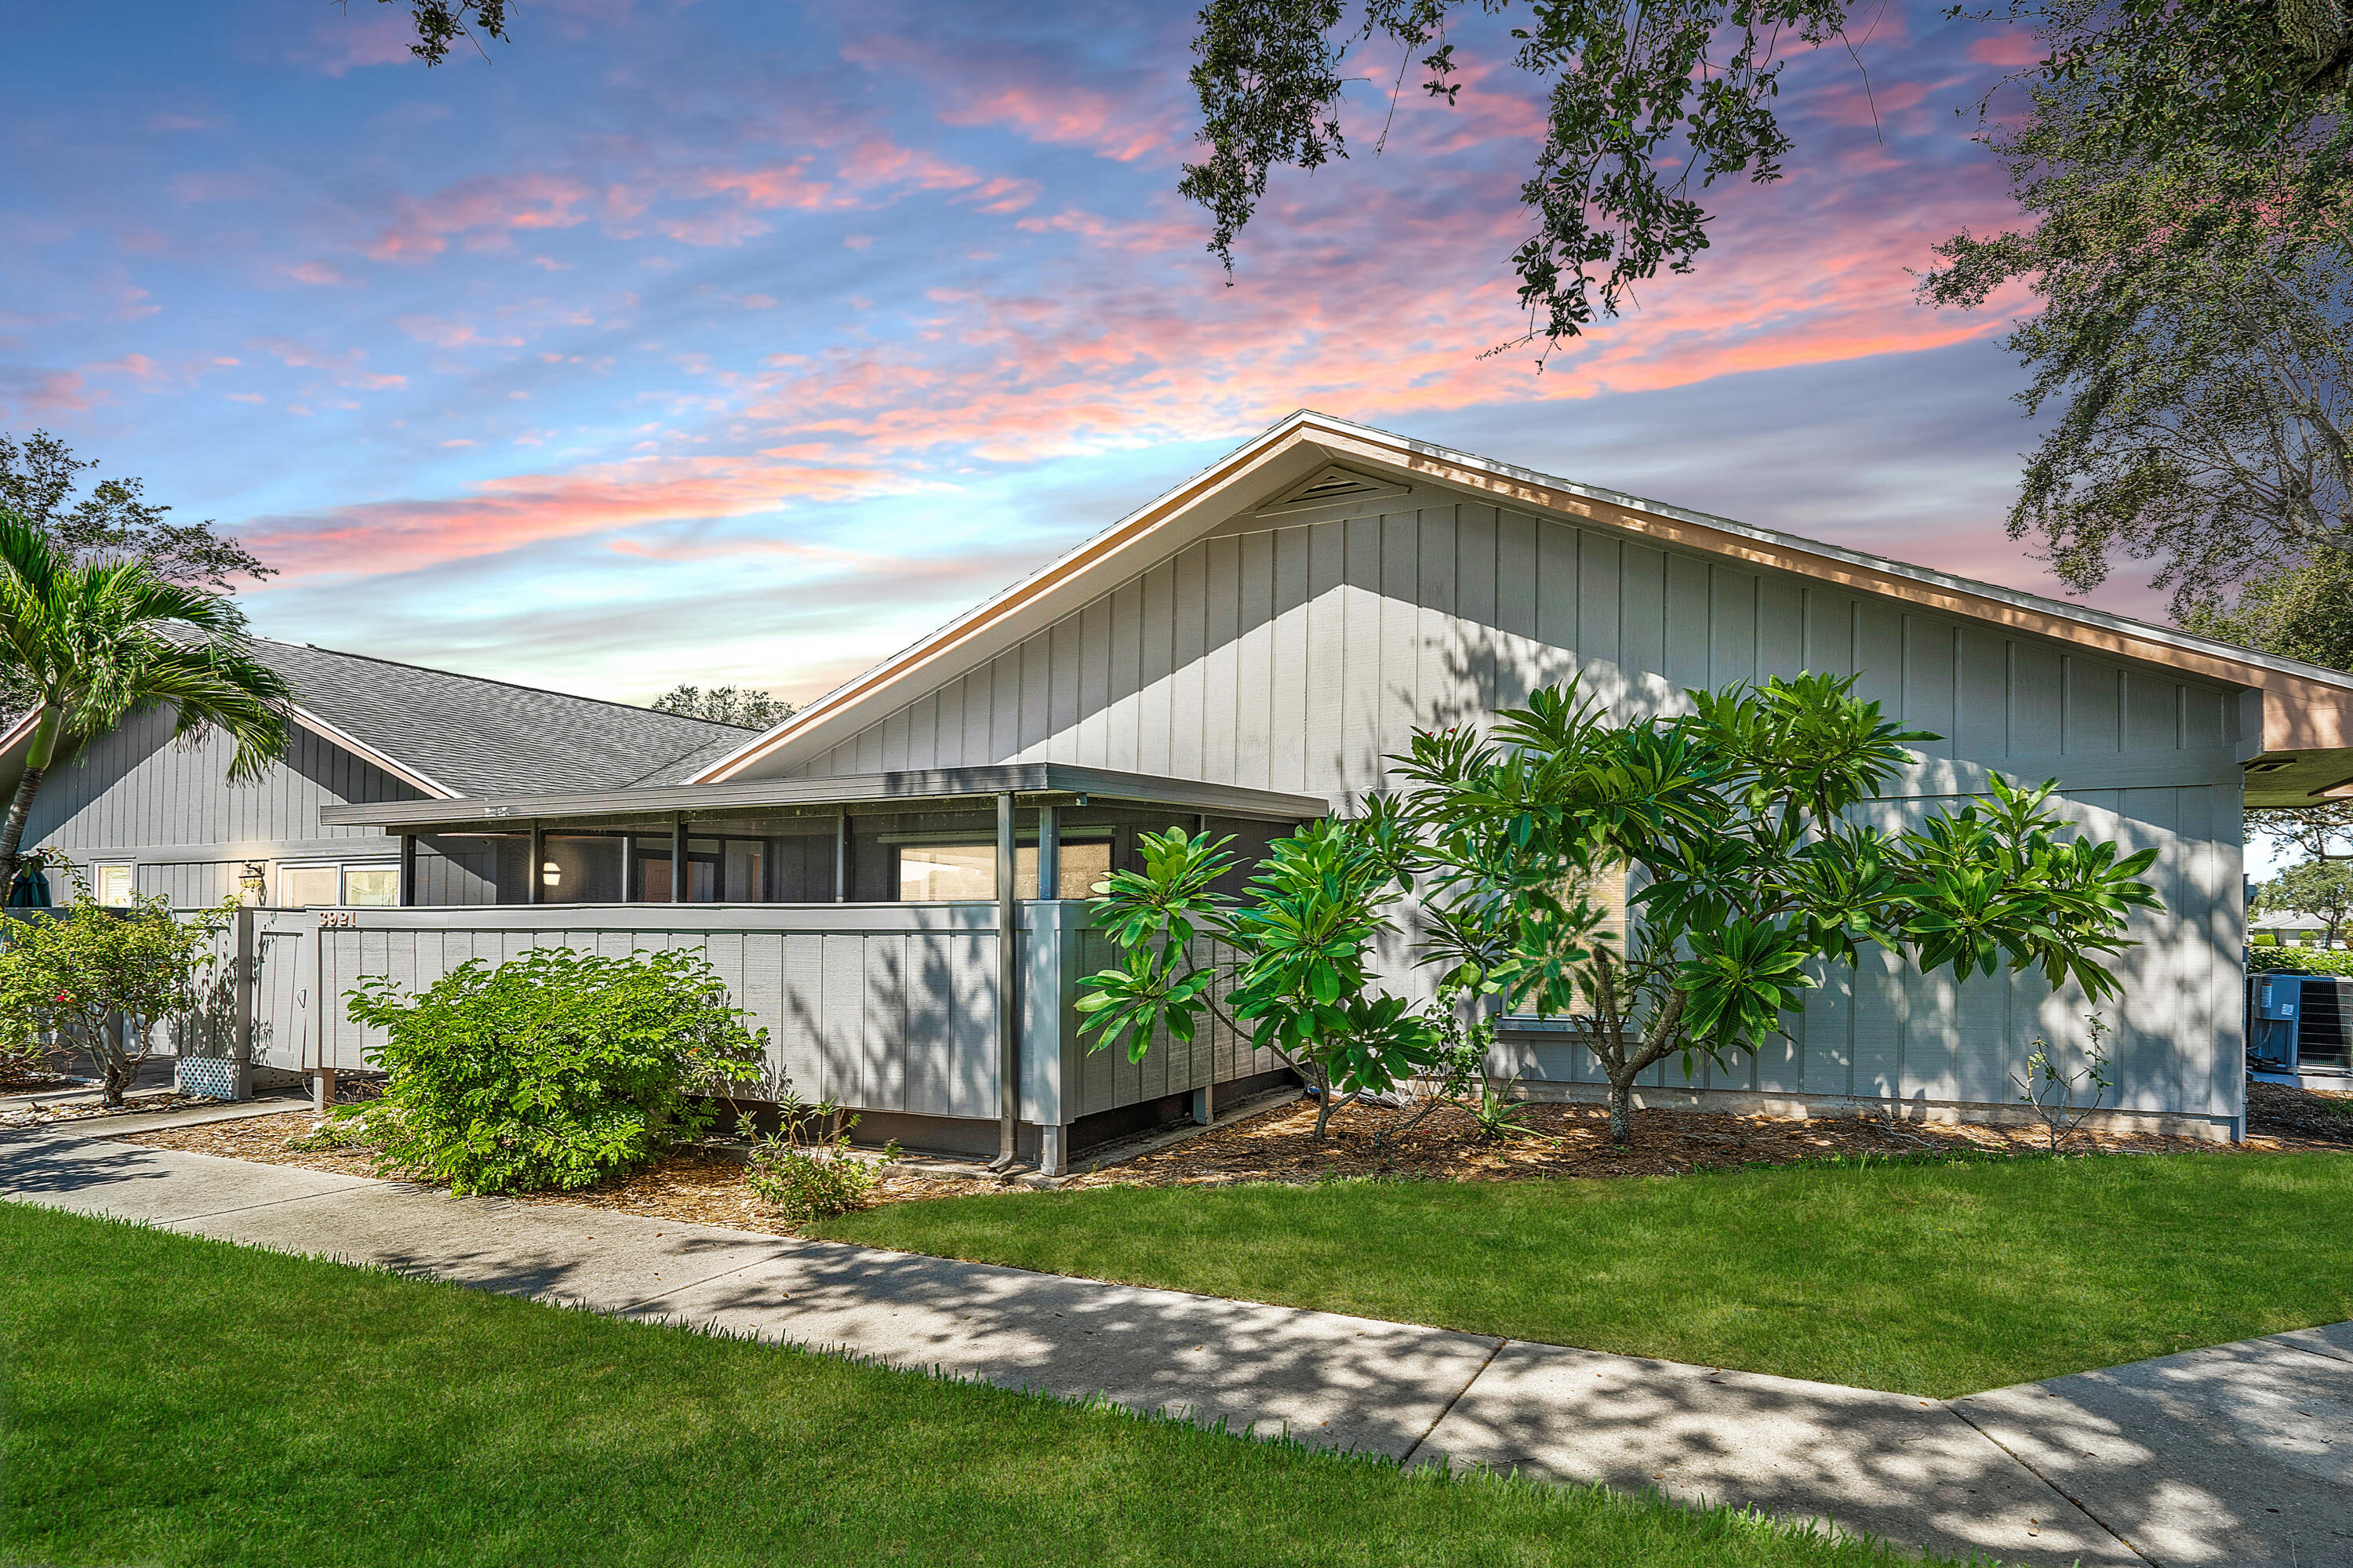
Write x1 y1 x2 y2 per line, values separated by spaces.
316 763 1331 834
288 705 453 799
696 409 2353 806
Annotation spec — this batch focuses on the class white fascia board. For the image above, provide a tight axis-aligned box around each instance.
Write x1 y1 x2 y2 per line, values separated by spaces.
288 707 455 799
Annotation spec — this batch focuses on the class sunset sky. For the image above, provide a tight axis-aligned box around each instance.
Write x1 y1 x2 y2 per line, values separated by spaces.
4 0 2109 711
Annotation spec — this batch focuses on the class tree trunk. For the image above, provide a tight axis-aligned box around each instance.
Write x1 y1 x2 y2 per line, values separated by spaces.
1606 1075 1635 1143
0 761 49 892
1311 1073 1341 1140
97 1021 132 1108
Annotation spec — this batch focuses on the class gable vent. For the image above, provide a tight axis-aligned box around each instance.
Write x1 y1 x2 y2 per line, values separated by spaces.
1254 464 1410 517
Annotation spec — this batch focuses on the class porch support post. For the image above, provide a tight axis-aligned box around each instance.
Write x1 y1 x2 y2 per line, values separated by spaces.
993 790 1019 1169
398 835 417 907
231 906 256 1100
527 822 545 906
1035 803 1059 901
833 812 848 903
671 814 687 903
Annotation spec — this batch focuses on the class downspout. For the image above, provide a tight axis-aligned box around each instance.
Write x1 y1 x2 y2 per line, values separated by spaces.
992 790 1019 1169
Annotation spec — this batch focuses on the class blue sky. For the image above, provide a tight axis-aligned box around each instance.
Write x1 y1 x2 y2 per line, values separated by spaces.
3 0 2138 711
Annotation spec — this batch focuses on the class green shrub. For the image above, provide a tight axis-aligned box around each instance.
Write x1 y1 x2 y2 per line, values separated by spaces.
2247 945 2353 977
741 1090 898 1224
343 947 766 1195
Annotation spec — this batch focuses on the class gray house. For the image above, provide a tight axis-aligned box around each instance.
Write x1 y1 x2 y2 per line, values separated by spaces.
21 412 2353 1165
0 637 747 909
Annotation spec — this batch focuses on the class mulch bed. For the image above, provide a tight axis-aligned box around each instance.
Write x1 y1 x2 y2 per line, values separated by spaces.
111 1081 2353 1238
2247 1079 2353 1143
1061 1089 2353 1190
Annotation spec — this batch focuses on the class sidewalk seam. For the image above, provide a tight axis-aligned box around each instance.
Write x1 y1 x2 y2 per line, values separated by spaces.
2275 1334 2353 1368
152 1184 380 1228
606 1256 780 1318
1946 1401 2158 1566
1399 1337 1507 1468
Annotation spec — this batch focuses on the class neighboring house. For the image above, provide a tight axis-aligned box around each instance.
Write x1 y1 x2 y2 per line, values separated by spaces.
2252 911 2335 947
36 412 2353 1159
0 637 748 910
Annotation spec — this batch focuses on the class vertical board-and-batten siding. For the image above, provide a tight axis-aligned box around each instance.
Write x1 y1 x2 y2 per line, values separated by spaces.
787 490 2249 1133
24 706 424 904
789 497 2242 797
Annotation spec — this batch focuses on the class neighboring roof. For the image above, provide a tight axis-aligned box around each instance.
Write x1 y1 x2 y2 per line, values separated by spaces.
695 409 2353 805
0 639 751 803
318 762 1329 832
245 639 747 797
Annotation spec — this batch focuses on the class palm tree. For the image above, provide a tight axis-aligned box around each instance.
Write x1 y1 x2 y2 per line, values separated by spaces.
0 508 293 888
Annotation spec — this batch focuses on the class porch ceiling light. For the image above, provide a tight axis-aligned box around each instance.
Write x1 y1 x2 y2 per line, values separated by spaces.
541 861 562 887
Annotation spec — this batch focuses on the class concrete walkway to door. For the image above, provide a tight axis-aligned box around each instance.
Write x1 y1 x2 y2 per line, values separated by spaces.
5 1122 2348 1568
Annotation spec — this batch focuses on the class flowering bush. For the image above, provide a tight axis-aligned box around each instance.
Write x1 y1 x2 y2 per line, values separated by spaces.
0 868 231 1104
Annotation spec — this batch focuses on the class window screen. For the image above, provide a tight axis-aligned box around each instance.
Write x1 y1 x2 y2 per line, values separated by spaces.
93 864 135 907
343 865 400 907
896 841 1114 901
279 864 340 907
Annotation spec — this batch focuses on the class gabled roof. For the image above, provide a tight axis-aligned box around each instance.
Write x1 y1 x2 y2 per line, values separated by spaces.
696 409 2353 806
0 637 748 802
248 639 748 797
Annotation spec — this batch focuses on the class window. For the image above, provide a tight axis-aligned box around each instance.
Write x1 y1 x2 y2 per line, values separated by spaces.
896 841 1113 902
343 865 401 907
278 864 340 907
281 861 402 907
93 864 135 907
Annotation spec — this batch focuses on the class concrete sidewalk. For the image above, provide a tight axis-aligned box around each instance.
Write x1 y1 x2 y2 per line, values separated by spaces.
5 1126 2346 1567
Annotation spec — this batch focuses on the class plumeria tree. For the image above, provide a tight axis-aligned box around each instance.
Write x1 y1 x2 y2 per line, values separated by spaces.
1078 813 1448 1141
1081 673 2163 1144
1400 673 2163 1140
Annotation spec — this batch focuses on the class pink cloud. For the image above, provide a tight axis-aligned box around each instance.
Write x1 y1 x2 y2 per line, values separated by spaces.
1969 33 2047 67
170 171 259 206
287 260 349 286
238 456 907 580
659 210 775 247
700 162 837 211
304 13 416 77
362 173 595 263
0 369 96 417
842 35 1181 164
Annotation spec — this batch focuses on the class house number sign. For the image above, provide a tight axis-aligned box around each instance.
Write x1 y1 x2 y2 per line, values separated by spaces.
317 911 360 929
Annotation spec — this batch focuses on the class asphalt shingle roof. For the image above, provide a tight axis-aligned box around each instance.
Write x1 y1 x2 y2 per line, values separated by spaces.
248 638 750 797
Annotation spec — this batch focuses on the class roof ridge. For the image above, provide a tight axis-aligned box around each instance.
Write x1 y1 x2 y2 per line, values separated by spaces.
245 635 751 731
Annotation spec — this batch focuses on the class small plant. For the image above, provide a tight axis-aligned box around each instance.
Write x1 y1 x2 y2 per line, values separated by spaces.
343 946 766 1195
1373 990 1493 1150
740 1089 899 1223
1465 1077 1539 1142
2013 1012 2115 1151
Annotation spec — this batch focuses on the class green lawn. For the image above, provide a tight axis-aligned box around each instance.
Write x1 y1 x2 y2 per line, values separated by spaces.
814 1151 2353 1398
2 1202 1934 1568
